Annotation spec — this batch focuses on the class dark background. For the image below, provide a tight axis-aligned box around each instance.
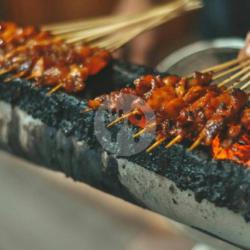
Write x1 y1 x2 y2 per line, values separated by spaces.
0 0 200 66
0 0 249 66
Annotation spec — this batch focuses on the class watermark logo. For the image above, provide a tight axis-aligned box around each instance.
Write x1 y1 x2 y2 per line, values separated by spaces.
94 93 156 157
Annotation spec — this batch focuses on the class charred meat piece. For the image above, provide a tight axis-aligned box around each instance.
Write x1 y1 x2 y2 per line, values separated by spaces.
88 73 249 167
0 22 111 93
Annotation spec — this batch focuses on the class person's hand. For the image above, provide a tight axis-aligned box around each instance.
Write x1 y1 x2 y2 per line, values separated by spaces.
239 32 250 59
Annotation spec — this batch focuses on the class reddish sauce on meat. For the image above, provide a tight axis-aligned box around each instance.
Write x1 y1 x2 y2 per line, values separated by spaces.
88 73 250 167
0 22 111 93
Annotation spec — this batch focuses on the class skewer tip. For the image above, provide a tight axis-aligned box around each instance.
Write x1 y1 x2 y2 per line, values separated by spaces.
165 135 182 149
133 128 147 139
107 110 138 128
3 71 26 83
132 122 156 138
47 83 63 96
188 134 204 152
81 107 93 113
146 137 166 153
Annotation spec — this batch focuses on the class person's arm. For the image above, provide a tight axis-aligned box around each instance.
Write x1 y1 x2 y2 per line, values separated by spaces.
239 32 250 59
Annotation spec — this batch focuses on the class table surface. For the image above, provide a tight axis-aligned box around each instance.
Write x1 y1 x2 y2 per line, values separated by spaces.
0 150 195 250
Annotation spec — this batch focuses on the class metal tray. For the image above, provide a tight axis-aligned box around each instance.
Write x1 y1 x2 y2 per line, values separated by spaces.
157 38 244 75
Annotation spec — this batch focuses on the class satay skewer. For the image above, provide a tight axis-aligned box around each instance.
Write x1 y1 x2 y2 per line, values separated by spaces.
147 74 250 152
166 81 250 151
189 90 248 151
91 58 250 156
106 58 250 128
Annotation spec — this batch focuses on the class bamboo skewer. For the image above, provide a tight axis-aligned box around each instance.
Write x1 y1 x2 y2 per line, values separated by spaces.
133 123 156 138
202 58 244 74
107 110 139 128
61 7 169 42
146 137 166 153
212 59 250 81
81 107 93 113
227 81 243 90
101 0 202 50
94 16 173 51
0 67 15 76
47 83 64 96
165 135 182 148
3 71 27 83
53 0 202 45
43 2 171 33
218 64 250 87
188 133 204 151
240 71 250 81
241 80 250 91
43 15 130 35
44 0 201 36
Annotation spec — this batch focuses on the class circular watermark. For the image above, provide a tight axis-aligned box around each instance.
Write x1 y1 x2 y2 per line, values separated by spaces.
94 93 156 157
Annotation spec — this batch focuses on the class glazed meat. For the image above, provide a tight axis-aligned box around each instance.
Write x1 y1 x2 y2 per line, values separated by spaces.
88 73 249 167
0 22 111 93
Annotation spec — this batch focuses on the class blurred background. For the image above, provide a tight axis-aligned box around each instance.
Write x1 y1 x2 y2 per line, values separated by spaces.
0 0 249 66
0 0 198 66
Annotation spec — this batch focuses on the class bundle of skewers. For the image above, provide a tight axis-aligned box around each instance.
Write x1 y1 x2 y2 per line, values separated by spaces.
87 59 250 167
0 0 202 94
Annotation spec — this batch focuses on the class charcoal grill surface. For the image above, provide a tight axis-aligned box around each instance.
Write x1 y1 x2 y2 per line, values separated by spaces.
0 39 248 250
157 39 248 250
